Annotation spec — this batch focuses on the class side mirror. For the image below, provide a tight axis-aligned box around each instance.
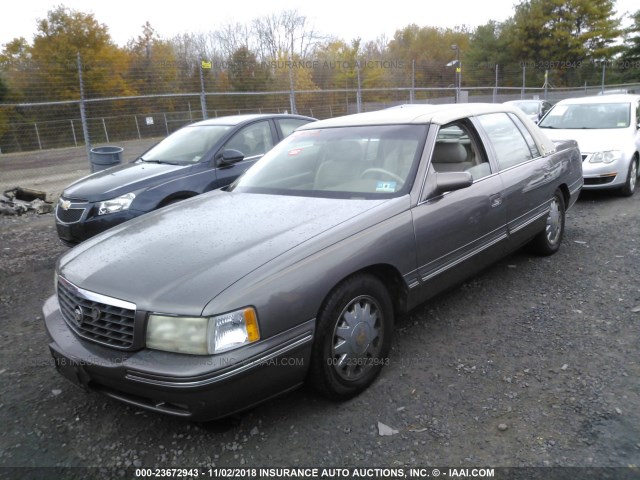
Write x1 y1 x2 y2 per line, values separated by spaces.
434 171 473 195
220 149 245 166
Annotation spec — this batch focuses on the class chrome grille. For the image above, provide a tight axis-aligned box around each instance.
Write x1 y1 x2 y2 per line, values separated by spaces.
57 276 136 349
56 207 85 223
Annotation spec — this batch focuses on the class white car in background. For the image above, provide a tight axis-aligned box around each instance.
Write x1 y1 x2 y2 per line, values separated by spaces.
538 94 640 196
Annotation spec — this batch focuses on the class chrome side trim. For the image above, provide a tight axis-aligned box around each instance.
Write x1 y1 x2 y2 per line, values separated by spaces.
419 232 508 283
509 207 549 235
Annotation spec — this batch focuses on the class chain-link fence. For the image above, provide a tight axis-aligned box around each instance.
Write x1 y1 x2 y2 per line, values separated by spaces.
1 55 639 154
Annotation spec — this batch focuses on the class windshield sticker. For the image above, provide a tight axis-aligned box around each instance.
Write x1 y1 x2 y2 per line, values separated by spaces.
288 148 303 156
291 129 322 138
376 181 397 193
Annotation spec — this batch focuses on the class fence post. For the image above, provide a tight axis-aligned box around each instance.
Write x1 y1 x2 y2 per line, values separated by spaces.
134 115 141 139
410 60 415 104
356 63 362 113
34 123 42 150
493 64 499 103
77 52 92 161
200 62 208 120
521 65 526 99
601 62 606 94
70 120 77 147
102 118 109 143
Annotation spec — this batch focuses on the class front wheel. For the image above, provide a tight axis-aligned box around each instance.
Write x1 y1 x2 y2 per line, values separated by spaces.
308 274 393 400
529 189 565 256
619 158 638 197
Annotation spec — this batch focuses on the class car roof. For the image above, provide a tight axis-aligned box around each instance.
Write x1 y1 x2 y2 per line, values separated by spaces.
555 94 640 105
504 100 546 104
190 113 315 127
298 103 529 128
298 103 557 157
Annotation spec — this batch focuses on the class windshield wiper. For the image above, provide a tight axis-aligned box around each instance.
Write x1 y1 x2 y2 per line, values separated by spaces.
141 159 179 165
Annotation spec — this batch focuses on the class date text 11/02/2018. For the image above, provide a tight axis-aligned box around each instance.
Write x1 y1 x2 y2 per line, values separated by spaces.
134 467 497 478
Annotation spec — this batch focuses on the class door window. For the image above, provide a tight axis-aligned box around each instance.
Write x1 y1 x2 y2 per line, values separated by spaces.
477 113 535 170
431 121 492 181
224 121 274 159
276 118 313 138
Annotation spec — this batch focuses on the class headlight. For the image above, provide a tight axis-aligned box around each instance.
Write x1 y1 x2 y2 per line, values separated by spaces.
97 193 135 215
589 151 623 164
146 307 260 355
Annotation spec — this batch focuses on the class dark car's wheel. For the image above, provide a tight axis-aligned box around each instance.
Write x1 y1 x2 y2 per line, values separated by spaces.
620 157 638 197
308 274 393 400
529 189 565 256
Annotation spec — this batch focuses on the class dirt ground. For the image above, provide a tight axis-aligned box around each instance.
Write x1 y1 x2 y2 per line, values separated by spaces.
0 179 639 477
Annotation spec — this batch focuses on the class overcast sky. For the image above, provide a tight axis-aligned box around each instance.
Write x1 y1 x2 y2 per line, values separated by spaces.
1 0 638 48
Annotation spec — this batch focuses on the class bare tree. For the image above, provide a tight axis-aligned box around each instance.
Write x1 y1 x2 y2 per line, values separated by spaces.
214 22 253 59
253 9 323 60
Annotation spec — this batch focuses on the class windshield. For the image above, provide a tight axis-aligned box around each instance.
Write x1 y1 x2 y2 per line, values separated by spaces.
230 124 428 198
141 125 232 164
538 102 630 129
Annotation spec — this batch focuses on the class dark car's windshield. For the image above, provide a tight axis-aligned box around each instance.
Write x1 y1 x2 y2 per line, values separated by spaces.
230 124 427 199
538 102 630 129
141 125 232 164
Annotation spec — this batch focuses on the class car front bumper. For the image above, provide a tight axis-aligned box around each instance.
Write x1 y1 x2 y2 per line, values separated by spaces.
55 202 141 245
581 154 632 190
43 295 314 421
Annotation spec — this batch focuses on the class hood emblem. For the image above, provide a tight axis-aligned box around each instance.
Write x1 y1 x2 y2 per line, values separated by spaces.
73 306 85 326
60 200 72 210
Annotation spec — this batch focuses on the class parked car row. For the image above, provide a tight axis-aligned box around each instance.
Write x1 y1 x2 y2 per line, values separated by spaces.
507 94 640 196
55 114 315 245
45 103 585 421
45 94 639 421
538 94 640 196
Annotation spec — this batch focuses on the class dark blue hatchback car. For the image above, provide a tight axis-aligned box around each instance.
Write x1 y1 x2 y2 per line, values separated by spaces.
55 114 315 245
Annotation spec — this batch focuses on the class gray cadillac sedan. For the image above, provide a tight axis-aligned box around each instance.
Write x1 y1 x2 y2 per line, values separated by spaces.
44 104 583 421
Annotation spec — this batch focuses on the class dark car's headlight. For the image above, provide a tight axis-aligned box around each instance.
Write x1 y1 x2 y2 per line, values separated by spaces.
589 150 622 164
97 193 136 215
145 308 260 355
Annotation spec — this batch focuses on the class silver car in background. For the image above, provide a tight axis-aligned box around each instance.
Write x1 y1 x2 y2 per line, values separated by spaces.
44 104 583 421
504 99 552 123
538 94 640 196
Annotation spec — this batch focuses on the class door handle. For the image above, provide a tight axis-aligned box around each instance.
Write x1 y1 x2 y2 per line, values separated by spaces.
489 193 503 208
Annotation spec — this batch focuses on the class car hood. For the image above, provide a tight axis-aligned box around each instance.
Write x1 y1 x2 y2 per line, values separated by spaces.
540 127 632 154
62 162 190 202
58 191 395 315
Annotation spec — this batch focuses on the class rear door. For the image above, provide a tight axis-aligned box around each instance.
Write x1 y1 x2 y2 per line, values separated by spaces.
474 112 557 247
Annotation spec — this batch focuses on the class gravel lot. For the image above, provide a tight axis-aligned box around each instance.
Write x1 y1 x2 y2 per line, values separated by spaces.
0 169 639 478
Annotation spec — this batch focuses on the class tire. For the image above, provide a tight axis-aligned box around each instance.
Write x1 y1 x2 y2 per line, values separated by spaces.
308 274 394 400
529 189 565 256
619 158 638 197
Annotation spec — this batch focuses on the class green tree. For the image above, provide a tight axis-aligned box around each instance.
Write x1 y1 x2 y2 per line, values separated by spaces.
618 10 640 81
509 0 621 85
386 24 470 96
464 20 520 87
